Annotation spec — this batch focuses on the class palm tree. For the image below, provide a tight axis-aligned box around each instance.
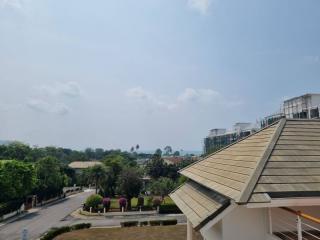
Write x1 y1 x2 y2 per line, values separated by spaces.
88 165 108 194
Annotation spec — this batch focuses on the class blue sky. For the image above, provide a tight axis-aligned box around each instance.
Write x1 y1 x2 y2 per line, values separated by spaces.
0 0 320 151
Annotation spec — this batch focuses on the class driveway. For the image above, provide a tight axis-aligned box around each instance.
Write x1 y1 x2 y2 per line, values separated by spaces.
0 190 93 240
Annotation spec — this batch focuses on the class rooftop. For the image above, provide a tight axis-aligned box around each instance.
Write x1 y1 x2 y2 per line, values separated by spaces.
171 119 320 229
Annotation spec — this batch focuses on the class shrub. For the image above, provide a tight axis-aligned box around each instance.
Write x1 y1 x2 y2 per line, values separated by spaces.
85 194 103 209
40 226 71 240
40 223 91 240
152 197 162 208
137 196 144 207
119 197 127 209
102 197 111 210
149 220 161 226
162 219 178 226
120 221 139 227
71 223 91 230
139 221 148 226
159 204 182 214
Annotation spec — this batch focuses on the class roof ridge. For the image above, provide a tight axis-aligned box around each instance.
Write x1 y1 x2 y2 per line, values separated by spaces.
237 118 287 203
179 119 282 175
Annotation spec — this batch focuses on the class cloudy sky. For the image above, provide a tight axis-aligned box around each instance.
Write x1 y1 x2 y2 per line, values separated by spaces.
1 0 320 151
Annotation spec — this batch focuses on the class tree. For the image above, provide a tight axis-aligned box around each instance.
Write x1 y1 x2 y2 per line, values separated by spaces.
87 165 109 194
145 154 166 179
117 167 142 210
35 157 66 201
173 151 180 156
0 160 36 202
130 146 135 153
154 148 162 156
163 146 172 156
135 144 140 151
150 177 176 199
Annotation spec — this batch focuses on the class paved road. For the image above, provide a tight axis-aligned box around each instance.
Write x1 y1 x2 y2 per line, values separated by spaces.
0 190 93 240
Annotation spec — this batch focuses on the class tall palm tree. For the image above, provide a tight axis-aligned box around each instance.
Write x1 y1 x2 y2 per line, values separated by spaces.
88 165 108 194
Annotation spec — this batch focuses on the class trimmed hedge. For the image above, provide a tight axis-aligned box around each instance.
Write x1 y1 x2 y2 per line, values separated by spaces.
139 221 148 226
162 219 178 226
120 221 139 227
159 204 182 214
149 220 162 226
40 223 91 240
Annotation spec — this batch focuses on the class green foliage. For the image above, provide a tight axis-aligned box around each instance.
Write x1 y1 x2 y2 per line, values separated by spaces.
146 155 179 180
117 167 142 209
40 226 71 240
150 177 176 197
173 151 180 156
40 223 91 240
149 220 162 226
120 221 139 227
163 146 172 156
161 219 178 225
35 157 66 200
85 194 103 208
0 199 24 217
87 165 109 194
159 204 181 214
0 160 36 202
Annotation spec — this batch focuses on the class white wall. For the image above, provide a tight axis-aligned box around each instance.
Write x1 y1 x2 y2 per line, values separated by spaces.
203 206 268 240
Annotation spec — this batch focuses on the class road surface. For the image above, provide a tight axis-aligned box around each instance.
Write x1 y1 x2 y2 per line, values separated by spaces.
0 190 93 240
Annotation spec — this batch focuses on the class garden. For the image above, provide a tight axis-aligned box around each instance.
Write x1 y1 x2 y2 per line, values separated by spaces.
81 194 181 214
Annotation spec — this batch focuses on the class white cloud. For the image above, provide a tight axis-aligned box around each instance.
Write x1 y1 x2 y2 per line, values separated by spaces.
0 0 22 9
27 99 70 115
178 88 220 103
125 87 240 112
35 82 82 98
187 0 211 15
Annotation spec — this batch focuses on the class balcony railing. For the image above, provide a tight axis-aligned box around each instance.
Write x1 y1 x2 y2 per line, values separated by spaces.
269 207 320 240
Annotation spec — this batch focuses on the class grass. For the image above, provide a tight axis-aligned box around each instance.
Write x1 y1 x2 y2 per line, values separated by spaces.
55 225 203 240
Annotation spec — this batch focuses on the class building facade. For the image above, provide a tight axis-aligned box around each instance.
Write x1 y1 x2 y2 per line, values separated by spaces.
204 123 258 155
261 93 320 128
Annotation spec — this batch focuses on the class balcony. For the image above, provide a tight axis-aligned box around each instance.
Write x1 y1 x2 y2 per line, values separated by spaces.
270 207 320 240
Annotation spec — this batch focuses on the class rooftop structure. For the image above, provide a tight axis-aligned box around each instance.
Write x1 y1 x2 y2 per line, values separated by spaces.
68 161 102 170
171 119 320 240
204 122 258 155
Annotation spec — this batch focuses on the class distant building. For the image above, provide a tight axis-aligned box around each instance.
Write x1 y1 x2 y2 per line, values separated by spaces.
283 93 320 119
68 161 102 173
261 93 320 128
204 122 258 155
163 156 184 165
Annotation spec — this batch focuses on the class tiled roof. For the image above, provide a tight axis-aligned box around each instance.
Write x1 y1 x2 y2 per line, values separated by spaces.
170 180 229 230
68 161 102 169
180 121 279 202
172 119 320 229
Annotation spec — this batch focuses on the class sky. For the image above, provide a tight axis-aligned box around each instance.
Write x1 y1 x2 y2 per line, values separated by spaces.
0 0 320 152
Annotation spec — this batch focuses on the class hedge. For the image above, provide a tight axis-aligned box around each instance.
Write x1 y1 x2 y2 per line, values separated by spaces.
162 219 178 226
40 223 91 240
159 204 182 214
149 220 162 226
120 221 139 227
